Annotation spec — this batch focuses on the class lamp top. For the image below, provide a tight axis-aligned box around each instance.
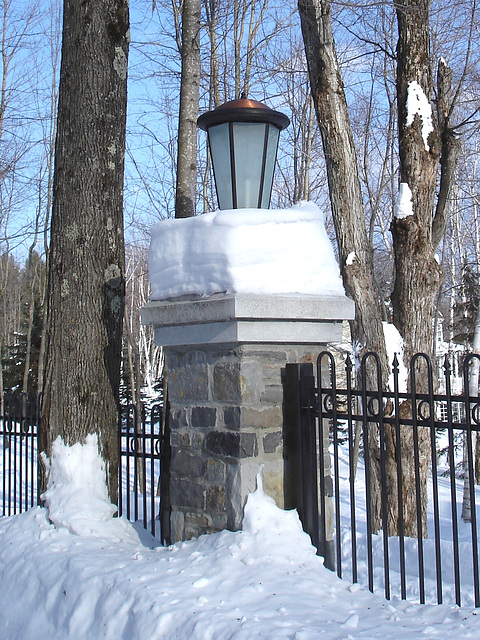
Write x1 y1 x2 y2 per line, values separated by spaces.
197 96 290 131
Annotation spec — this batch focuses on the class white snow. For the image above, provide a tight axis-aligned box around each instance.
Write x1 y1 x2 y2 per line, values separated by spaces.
394 182 414 219
383 321 408 391
346 251 356 266
148 202 345 300
41 434 138 541
1 436 479 639
406 80 434 151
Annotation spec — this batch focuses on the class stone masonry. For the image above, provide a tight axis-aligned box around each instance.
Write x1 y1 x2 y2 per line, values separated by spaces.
166 342 325 542
141 293 355 543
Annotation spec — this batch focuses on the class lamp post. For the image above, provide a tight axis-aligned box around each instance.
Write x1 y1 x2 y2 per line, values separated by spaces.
197 96 289 210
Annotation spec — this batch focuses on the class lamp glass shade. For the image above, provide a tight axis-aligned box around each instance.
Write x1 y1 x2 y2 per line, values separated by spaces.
260 124 280 208
207 121 282 210
208 123 233 209
232 122 266 208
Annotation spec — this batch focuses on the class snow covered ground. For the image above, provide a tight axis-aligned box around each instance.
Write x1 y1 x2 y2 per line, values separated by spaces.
1 435 479 639
1 204 478 637
333 444 480 608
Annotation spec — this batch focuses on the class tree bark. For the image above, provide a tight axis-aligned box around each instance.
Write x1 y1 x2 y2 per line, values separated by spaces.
175 0 201 219
297 0 388 375
40 0 129 504
391 0 461 537
298 0 462 538
392 0 442 366
298 0 390 534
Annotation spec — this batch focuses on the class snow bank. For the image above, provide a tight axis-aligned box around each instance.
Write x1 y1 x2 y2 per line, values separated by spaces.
242 472 315 561
1 437 480 638
148 202 344 300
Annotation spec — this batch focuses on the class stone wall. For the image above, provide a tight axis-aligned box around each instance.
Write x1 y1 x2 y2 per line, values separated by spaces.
166 342 324 542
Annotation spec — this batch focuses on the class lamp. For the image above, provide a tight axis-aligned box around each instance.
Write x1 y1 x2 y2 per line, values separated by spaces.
197 96 289 210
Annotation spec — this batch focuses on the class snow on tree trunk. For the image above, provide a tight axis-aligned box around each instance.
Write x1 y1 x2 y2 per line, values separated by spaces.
40 0 129 504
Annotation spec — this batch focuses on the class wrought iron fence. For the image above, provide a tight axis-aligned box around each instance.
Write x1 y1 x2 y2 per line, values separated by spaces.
0 393 41 516
1 395 164 542
285 351 480 608
118 402 164 541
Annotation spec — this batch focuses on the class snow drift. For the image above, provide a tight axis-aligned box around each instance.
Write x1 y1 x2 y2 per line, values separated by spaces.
0 436 478 639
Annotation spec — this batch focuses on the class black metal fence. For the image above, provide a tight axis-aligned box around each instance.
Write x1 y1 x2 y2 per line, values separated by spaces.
1 396 164 542
285 351 480 607
0 393 41 515
118 402 164 541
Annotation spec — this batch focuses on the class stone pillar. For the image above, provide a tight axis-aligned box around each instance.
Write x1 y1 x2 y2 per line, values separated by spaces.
142 293 354 542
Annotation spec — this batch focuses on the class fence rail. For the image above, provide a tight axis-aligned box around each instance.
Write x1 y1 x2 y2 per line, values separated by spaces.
1 396 164 542
285 351 480 608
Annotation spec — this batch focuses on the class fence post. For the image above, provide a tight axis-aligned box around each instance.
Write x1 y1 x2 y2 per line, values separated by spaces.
284 362 333 564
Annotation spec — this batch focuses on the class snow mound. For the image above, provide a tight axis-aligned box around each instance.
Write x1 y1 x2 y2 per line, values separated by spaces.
42 434 137 541
244 472 312 539
149 202 345 300
1 438 479 638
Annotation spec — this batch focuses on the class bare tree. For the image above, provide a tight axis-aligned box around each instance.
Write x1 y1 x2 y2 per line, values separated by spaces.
40 0 130 503
175 0 201 218
297 0 472 537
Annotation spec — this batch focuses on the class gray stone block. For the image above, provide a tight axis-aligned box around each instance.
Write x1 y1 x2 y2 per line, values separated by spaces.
206 458 226 482
171 449 206 478
207 485 226 511
170 478 206 510
213 362 242 403
169 408 187 430
170 429 191 448
205 430 258 459
241 406 282 429
170 510 185 543
223 406 241 429
212 513 228 531
168 366 208 403
263 430 283 454
191 406 217 428
260 384 284 403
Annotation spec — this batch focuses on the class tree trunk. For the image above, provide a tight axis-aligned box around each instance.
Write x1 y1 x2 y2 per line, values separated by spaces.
175 0 201 219
391 0 460 537
392 0 442 366
299 0 462 539
298 0 390 533
40 0 129 504
297 0 388 373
